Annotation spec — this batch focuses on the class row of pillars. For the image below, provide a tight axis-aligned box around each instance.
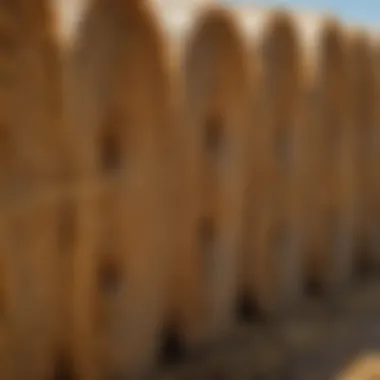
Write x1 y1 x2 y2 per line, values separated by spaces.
0 0 379 379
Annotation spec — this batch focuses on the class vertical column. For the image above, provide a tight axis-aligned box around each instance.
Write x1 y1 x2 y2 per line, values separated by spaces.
3 1 63 379
163 6 250 349
66 0 170 378
349 31 378 277
298 17 353 297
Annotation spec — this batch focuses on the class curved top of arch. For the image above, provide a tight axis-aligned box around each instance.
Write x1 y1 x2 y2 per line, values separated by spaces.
152 2 254 89
230 8 301 115
258 11 301 79
183 4 251 104
348 28 375 77
347 28 377 120
74 0 165 54
0 0 64 182
68 0 167 115
181 5 252 175
229 7 301 98
151 0 219 69
294 13 348 90
233 6 298 46
185 4 249 62
65 0 170 176
368 31 380 97
22 0 62 105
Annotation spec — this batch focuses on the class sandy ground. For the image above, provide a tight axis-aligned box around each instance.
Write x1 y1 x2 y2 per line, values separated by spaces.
288 280 380 380
152 278 380 379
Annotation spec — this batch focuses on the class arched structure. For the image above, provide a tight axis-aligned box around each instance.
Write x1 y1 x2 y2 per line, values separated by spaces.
296 13 353 295
348 29 378 275
368 33 380 267
65 0 171 378
154 1 251 349
235 7 303 315
0 1 63 380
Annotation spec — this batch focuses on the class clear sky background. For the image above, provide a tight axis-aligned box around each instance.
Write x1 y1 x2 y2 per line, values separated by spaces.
221 0 380 28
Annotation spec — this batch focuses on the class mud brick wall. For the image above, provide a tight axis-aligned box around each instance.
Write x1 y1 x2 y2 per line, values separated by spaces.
2 0 380 379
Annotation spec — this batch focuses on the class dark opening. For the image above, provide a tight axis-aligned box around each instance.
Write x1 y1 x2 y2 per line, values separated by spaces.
53 353 76 380
304 277 323 299
356 258 372 280
100 116 122 173
354 243 373 280
236 289 262 323
158 324 185 366
98 256 124 296
58 200 76 253
204 115 223 157
198 217 216 272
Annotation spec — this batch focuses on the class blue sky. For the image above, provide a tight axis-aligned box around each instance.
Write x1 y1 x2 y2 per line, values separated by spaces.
222 0 380 28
